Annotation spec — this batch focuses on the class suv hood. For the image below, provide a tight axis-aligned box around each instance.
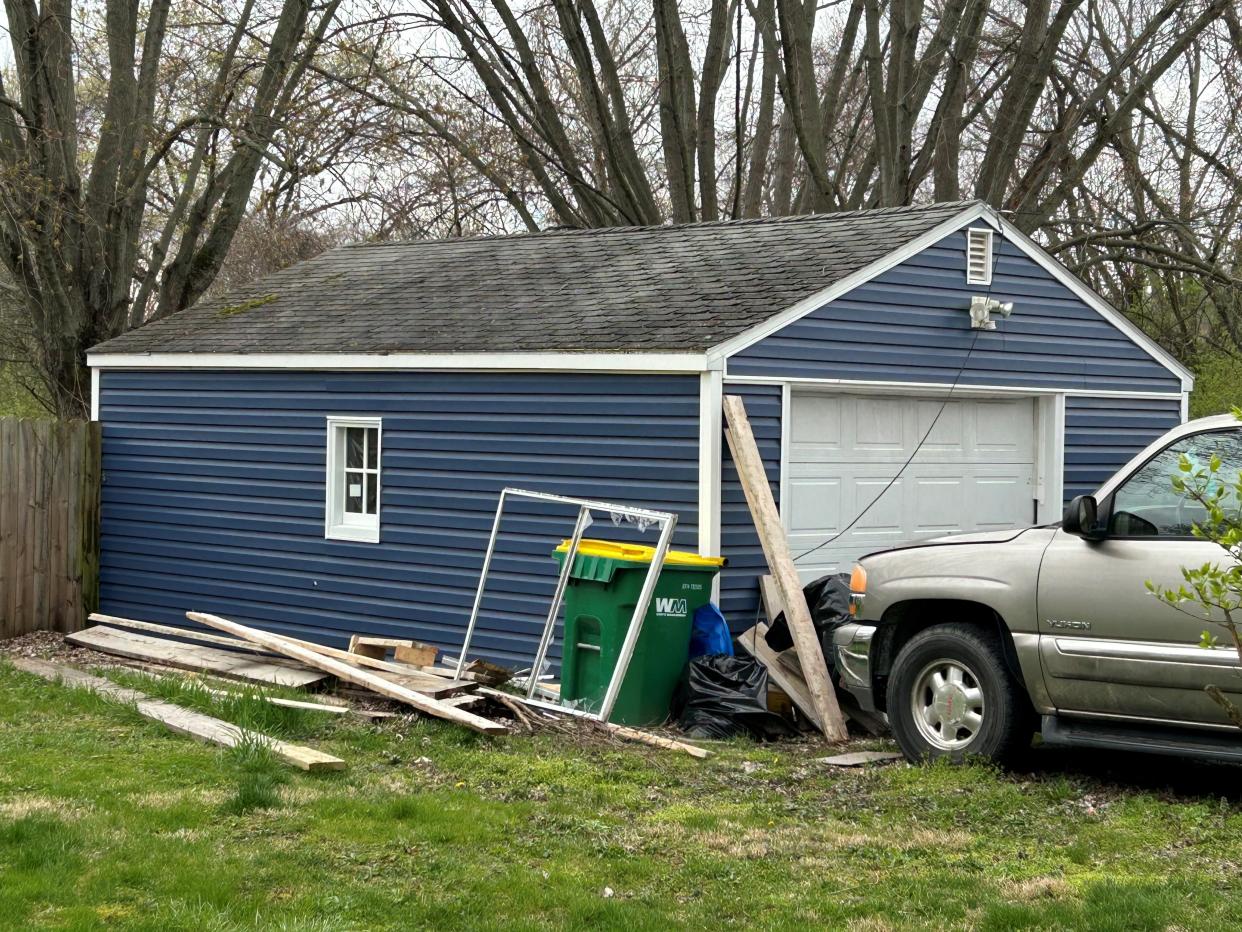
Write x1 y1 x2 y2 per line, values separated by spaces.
859 526 1037 561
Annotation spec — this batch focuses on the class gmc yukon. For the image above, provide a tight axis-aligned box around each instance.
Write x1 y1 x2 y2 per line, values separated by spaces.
832 413 1242 764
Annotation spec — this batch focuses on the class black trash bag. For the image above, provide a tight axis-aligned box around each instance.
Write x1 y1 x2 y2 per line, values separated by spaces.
764 572 852 663
671 654 798 740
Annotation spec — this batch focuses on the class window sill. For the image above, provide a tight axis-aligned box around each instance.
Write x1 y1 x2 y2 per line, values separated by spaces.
326 523 380 544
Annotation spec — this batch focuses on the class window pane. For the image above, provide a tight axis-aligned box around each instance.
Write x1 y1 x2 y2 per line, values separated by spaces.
345 470 364 514
365 474 378 514
1111 429 1242 537
366 428 379 469
346 427 365 468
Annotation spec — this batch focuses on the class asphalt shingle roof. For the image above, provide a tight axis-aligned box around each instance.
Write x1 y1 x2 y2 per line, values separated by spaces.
92 201 980 356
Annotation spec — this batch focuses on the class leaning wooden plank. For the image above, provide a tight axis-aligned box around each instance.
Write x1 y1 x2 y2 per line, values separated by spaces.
10 657 344 772
187 612 508 735
724 394 849 742
758 575 784 625
89 613 274 657
66 625 329 689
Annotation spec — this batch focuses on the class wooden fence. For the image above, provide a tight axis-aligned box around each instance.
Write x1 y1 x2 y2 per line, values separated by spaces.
0 418 102 638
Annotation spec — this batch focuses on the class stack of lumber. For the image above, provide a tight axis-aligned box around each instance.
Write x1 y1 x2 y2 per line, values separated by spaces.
36 610 712 761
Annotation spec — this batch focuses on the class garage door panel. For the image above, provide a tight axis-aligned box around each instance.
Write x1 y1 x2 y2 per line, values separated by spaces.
787 477 842 533
790 395 843 461
788 392 1037 582
910 475 965 533
969 472 1034 528
974 401 1035 456
854 399 907 453
916 401 965 454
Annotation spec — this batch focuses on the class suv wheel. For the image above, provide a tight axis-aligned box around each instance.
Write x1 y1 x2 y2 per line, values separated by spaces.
886 623 1032 763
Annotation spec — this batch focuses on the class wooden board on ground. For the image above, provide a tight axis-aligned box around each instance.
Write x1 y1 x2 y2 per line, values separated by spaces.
188 612 507 735
11 657 344 772
89 613 274 657
817 750 903 767
197 685 398 721
724 394 849 742
66 625 330 689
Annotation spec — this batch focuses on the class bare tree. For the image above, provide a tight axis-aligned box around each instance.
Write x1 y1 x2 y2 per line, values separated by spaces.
0 0 378 417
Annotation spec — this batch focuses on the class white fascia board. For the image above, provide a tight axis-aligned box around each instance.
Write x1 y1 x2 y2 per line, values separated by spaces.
706 202 992 363
723 373 1184 400
992 214 1194 392
86 351 713 373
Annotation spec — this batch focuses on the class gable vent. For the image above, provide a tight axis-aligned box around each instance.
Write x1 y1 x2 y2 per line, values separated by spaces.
966 228 993 285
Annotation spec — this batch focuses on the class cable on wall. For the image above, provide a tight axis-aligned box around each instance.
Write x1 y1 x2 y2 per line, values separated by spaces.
789 227 1006 565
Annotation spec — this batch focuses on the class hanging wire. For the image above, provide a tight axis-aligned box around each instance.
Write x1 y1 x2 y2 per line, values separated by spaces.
790 228 1007 564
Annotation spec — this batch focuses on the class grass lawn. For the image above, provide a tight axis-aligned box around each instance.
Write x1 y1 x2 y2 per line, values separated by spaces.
2 658 1241 930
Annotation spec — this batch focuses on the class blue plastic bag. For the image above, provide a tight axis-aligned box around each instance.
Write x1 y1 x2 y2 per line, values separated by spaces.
688 603 733 658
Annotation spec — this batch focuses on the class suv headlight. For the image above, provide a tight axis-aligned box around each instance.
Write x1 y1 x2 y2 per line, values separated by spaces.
848 563 867 616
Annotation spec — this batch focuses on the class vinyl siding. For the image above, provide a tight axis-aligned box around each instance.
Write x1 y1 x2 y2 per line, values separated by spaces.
98 371 699 665
727 229 1183 394
718 383 782 627
1063 396 1184 501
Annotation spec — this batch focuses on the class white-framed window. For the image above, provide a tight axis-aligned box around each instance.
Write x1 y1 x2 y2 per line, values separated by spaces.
966 227 993 285
325 416 382 543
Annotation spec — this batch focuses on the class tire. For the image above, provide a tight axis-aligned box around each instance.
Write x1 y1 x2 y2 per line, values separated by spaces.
885 623 1033 764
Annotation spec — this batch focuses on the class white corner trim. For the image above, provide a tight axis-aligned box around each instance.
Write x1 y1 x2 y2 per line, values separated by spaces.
993 215 1194 392
90 367 100 421
1036 394 1066 523
779 382 791 534
85 351 711 374
706 203 992 363
324 415 383 544
1180 391 1189 423
698 371 724 600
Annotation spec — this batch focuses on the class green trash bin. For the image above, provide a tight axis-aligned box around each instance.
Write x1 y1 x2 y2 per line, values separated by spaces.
551 538 725 725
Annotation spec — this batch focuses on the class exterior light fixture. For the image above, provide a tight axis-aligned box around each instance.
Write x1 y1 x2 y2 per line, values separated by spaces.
969 295 1014 330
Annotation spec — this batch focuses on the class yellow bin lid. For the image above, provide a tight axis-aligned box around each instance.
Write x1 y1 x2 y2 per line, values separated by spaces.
555 538 725 567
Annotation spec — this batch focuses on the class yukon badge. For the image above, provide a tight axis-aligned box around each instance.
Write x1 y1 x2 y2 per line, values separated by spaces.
1047 618 1092 631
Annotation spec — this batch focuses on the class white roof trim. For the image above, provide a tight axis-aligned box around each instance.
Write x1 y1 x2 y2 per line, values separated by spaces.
708 202 1193 393
706 202 992 362
992 214 1193 391
86 351 715 373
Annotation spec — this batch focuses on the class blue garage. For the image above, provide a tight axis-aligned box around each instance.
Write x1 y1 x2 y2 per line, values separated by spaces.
88 200 1191 661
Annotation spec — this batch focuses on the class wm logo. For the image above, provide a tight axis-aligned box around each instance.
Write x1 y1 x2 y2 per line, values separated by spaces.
654 598 688 616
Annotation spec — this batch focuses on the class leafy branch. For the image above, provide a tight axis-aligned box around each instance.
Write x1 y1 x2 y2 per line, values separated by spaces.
1146 405 1242 728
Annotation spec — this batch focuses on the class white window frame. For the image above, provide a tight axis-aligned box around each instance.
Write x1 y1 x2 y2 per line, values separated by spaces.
966 227 993 285
325 416 382 543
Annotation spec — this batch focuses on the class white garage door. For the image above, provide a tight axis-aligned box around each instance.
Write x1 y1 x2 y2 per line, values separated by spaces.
787 392 1036 580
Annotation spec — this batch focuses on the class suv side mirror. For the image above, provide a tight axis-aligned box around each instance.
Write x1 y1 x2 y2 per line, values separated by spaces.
1062 495 1103 540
